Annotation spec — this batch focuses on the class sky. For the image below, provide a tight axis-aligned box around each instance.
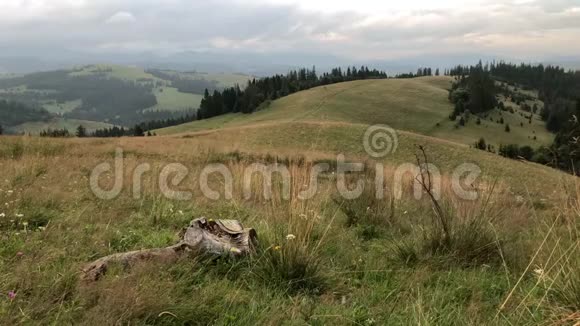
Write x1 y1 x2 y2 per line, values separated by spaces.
0 0 579 69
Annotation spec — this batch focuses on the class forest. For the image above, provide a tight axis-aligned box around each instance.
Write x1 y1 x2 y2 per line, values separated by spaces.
0 71 164 126
0 99 51 127
448 61 580 173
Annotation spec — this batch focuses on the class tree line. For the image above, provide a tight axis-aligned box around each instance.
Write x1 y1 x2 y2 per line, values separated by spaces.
0 99 52 127
89 112 196 137
196 66 389 119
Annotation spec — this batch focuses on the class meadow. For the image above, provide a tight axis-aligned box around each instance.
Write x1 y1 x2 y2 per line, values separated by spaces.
0 64 252 134
157 77 553 148
0 132 577 325
146 87 204 113
6 118 115 135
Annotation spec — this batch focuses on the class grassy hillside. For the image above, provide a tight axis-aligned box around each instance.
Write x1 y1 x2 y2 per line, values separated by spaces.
157 77 553 148
151 69 252 88
7 118 115 134
146 87 203 112
69 64 166 82
0 76 575 325
0 134 576 325
41 99 83 115
0 65 252 128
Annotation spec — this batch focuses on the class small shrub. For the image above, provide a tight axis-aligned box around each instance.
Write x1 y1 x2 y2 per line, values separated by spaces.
391 238 420 267
255 240 324 294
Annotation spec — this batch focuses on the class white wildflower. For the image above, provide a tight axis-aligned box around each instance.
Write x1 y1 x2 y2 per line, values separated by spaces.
286 234 296 240
21 221 28 226
15 213 24 218
0 213 5 218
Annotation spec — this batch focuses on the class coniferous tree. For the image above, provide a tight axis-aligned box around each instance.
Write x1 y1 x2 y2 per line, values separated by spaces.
76 125 87 138
133 125 145 137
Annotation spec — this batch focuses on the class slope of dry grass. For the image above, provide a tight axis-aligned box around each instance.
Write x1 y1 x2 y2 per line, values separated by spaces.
156 76 554 148
0 135 577 325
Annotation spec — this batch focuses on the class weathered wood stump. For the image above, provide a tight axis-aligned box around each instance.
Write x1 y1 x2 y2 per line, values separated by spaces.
82 218 257 282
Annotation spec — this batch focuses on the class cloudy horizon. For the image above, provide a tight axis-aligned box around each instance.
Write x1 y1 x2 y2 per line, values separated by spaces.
1 0 579 73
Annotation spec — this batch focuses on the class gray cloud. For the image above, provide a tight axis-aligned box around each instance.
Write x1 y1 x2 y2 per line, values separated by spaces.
0 0 579 66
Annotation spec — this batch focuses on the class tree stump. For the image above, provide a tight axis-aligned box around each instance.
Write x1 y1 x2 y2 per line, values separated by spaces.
82 218 257 282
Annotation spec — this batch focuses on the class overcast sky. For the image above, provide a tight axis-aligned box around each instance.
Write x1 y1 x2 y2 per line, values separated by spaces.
1 0 579 63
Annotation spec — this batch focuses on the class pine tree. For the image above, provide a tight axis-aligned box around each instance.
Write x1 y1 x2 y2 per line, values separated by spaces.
0 125 3 135
475 138 487 150
134 125 145 137
505 124 511 132
76 125 87 138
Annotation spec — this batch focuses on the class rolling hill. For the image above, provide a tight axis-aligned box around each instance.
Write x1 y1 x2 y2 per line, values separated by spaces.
0 64 252 133
0 77 576 325
157 76 554 148
5 118 115 134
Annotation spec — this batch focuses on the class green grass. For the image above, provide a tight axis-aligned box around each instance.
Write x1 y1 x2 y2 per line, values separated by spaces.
69 64 165 83
0 76 575 325
189 72 252 88
0 136 576 325
157 76 553 148
153 69 253 88
7 118 115 134
171 121 570 197
146 87 203 112
41 99 82 115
